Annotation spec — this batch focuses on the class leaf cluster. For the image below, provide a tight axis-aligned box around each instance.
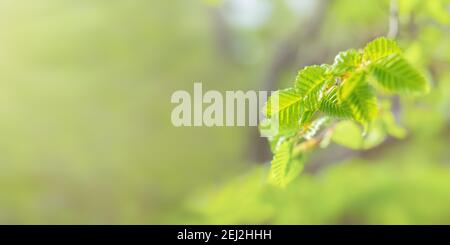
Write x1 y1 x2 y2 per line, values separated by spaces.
261 37 429 187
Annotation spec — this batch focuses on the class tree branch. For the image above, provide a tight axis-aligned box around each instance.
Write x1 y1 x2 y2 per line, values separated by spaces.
305 0 407 175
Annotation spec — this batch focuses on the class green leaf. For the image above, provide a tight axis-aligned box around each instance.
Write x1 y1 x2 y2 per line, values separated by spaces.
369 55 429 94
331 121 364 149
344 80 378 124
331 120 386 150
319 86 352 119
259 119 297 152
331 49 362 75
295 65 328 110
338 71 367 101
337 70 379 123
363 37 401 62
268 140 303 188
299 110 315 125
258 36 430 186
264 88 302 129
380 100 407 138
363 122 387 149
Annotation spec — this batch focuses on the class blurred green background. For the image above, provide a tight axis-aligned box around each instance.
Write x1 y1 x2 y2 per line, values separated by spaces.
0 0 448 224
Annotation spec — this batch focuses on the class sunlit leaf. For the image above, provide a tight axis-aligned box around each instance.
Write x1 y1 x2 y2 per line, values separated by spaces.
338 70 366 100
269 140 304 188
363 37 401 62
344 80 379 124
295 65 328 110
331 120 386 150
264 88 303 129
319 86 353 119
331 120 364 149
331 49 362 75
369 54 429 94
